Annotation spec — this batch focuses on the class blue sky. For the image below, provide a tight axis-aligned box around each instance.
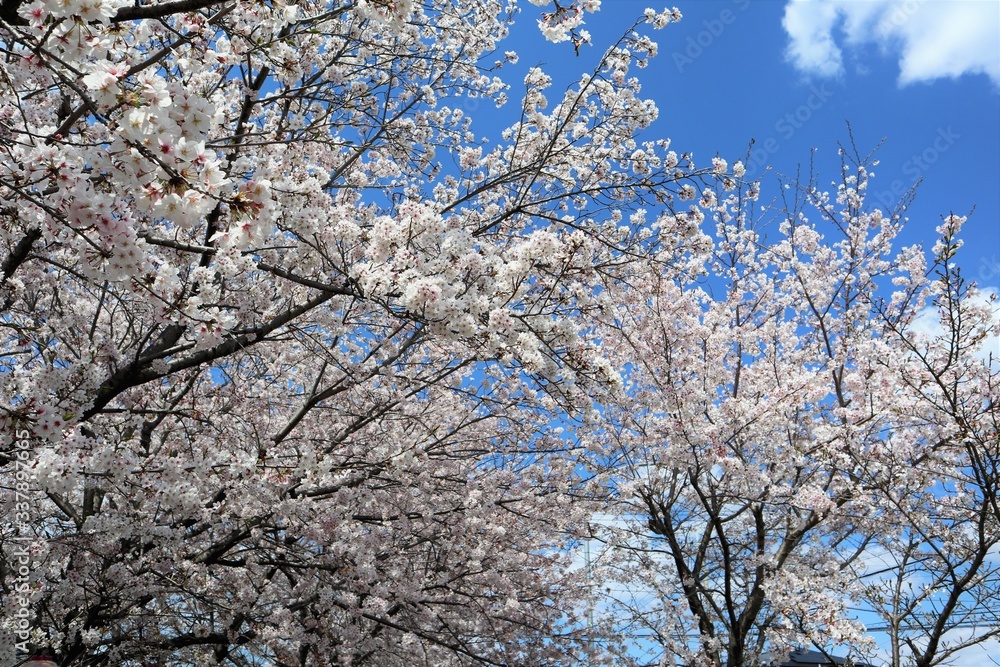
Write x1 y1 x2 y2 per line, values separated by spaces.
495 0 1000 295
491 1 999 665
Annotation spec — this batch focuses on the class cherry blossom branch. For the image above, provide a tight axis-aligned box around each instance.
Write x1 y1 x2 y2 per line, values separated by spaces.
111 0 232 22
0 226 40 309
82 289 341 420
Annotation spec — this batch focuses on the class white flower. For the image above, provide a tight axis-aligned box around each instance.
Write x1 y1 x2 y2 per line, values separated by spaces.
82 61 128 106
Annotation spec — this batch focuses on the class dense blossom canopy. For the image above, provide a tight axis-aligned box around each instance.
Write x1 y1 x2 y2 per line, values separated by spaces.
1 1 996 667
0 0 699 664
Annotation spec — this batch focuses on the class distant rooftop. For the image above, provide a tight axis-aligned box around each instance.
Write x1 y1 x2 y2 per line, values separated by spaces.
769 648 875 667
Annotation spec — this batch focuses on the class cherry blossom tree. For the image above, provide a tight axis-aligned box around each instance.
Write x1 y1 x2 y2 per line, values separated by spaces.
0 0 700 664
585 150 999 667
849 218 1000 667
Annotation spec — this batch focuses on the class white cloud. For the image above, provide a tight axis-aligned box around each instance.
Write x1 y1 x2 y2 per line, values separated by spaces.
781 0 846 77
782 0 1000 87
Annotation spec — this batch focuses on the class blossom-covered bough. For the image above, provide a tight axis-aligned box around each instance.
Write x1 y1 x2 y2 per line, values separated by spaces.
0 0 704 664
